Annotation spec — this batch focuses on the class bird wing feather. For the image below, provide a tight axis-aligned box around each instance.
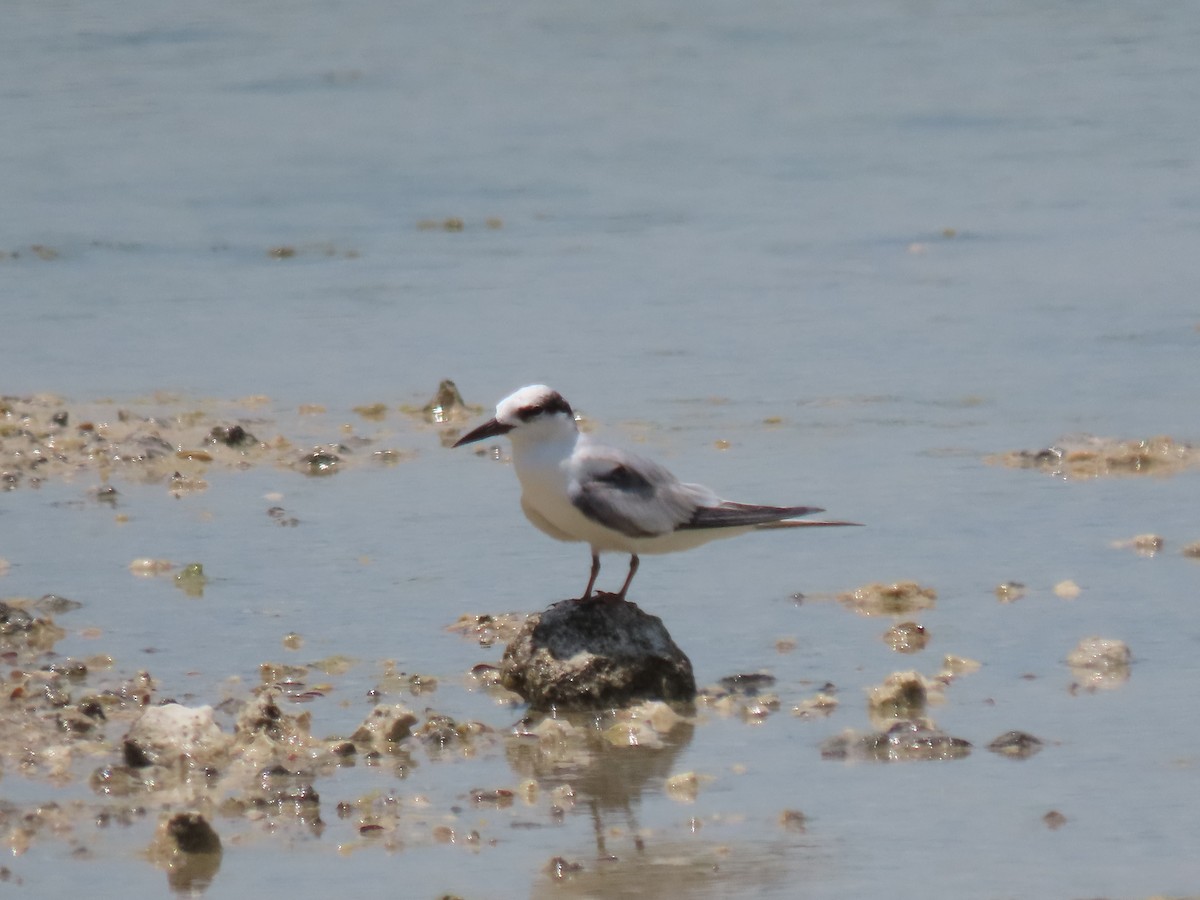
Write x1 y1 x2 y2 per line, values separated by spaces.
568 446 711 538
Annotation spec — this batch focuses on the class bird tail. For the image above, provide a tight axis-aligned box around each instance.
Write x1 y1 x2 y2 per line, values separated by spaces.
754 519 862 529
684 502 861 530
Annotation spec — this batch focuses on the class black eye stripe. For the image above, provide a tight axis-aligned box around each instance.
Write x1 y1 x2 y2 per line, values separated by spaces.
515 392 573 422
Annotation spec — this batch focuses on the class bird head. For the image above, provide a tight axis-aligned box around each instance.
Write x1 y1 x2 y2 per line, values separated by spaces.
452 385 578 448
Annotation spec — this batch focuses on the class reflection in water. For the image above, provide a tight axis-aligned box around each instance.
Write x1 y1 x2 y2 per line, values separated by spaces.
507 704 694 858
506 706 832 897
147 812 222 896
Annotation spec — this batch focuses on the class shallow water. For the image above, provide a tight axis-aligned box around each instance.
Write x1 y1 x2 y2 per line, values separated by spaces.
3 0 1200 897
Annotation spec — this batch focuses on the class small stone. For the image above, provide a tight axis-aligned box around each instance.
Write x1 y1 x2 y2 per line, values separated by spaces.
883 621 928 653
866 671 934 720
838 581 937 616
792 693 838 720
1110 533 1164 556
421 379 477 425
1043 810 1067 830
148 812 222 894
351 704 418 747
939 655 981 678
994 581 1025 603
987 731 1044 759
123 703 231 769
130 558 173 576
1067 636 1131 669
35 594 83 614
298 448 340 475
665 771 707 803
1067 636 1132 691
282 632 304 651
821 719 971 763
174 563 207 597
165 813 222 854
1054 580 1081 600
546 856 583 879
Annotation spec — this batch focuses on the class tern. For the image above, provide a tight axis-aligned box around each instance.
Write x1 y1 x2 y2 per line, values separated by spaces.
453 385 858 600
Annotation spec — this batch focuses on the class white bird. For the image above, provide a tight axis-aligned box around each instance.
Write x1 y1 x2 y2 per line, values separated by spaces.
453 385 858 600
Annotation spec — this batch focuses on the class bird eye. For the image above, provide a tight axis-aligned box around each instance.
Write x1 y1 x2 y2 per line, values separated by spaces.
515 393 573 422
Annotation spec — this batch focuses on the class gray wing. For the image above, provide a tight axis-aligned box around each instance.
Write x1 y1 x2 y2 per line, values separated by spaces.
681 501 827 529
568 445 713 538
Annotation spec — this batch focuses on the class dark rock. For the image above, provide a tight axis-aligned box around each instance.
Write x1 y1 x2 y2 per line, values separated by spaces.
500 596 696 710
987 730 1044 759
821 719 971 762
422 378 476 424
0 602 35 634
166 812 222 854
208 424 256 447
298 447 341 475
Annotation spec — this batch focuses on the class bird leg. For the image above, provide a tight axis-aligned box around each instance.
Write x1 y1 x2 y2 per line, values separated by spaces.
580 553 601 600
615 554 640 600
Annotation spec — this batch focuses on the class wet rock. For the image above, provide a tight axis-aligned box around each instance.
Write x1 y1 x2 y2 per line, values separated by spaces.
1067 636 1132 691
34 594 83 615
351 704 418 749
883 621 928 653
500 597 696 710
698 677 783 722
988 434 1198 479
939 655 981 679
791 692 839 720
164 811 222 854
267 505 300 527
994 581 1026 603
838 581 937 616
297 447 341 476
987 730 1044 759
420 379 479 425
416 714 489 749
1110 533 1164 556
207 424 257 448
234 690 311 745
122 703 231 769
174 563 207 597
821 719 971 762
1043 809 1068 830
1181 540 1200 558
90 764 153 796
664 770 710 803
601 700 690 748
1054 579 1082 599
866 671 939 722
0 601 35 634
148 812 222 893
1067 636 1131 670
447 611 526 647
129 558 174 577
0 602 65 652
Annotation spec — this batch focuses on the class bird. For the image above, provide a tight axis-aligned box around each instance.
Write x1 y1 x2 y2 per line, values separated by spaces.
453 385 858 601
